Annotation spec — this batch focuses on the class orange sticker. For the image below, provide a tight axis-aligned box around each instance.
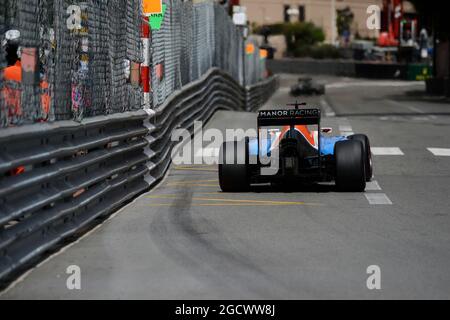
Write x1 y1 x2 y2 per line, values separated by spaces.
259 49 268 59
245 43 255 55
143 0 162 15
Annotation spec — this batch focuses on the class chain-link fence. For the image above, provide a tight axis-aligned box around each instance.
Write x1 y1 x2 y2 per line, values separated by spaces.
0 0 268 128
151 0 267 107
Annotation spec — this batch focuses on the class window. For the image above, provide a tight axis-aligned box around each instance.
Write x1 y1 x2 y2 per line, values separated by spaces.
284 5 290 23
299 5 305 22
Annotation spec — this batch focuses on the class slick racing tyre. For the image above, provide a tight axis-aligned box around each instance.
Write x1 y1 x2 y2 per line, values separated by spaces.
219 139 250 192
335 140 366 192
348 134 373 181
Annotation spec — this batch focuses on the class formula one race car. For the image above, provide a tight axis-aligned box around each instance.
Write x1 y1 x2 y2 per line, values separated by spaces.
219 103 372 192
290 77 325 96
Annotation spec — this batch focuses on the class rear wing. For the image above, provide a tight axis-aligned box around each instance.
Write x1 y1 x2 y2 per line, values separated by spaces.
257 108 321 127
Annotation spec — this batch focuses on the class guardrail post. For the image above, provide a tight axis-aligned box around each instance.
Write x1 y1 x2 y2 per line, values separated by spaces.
141 16 151 110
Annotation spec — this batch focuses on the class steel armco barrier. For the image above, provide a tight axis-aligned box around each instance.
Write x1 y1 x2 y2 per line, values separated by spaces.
0 111 150 282
246 75 280 112
0 68 278 284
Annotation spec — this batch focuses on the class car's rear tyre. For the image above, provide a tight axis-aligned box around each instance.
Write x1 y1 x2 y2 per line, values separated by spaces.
219 139 250 192
335 140 366 192
348 134 372 181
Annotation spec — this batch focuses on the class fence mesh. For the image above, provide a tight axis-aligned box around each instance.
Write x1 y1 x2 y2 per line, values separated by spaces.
1 0 267 128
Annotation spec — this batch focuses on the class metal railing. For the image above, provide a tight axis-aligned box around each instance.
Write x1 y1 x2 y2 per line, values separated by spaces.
0 111 149 281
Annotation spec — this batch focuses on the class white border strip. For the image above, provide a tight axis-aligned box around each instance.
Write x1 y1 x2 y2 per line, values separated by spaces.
365 193 393 205
427 148 450 157
365 180 382 191
371 147 404 156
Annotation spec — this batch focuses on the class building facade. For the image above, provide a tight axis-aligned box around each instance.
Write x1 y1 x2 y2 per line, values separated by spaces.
241 0 386 43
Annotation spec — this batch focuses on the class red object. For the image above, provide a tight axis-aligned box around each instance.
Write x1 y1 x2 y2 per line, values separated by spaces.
10 166 25 176
4 61 22 81
2 61 50 119
140 16 151 94
378 0 402 47
141 16 150 38
141 66 150 92
392 0 402 40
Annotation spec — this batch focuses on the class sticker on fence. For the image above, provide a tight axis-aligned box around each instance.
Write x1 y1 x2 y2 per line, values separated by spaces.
143 0 162 15
246 43 255 55
149 4 167 30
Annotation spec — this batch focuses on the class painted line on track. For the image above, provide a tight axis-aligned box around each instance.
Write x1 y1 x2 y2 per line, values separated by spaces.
365 193 393 205
427 148 450 157
165 183 218 187
365 180 382 191
147 195 322 206
327 81 424 89
148 203 309 207
371 147 404 155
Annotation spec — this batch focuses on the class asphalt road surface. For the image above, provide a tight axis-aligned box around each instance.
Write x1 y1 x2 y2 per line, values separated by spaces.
2 74 450 299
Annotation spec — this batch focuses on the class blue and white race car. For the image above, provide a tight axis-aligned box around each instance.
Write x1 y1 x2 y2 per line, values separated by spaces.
219 103 372 192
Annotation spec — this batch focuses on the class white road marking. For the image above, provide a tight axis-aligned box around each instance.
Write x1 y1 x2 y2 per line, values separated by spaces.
327 81 424 89
427 148 450 157
365 181 382 191
365 193 393 205
371 147 404 155
341 131 354 136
